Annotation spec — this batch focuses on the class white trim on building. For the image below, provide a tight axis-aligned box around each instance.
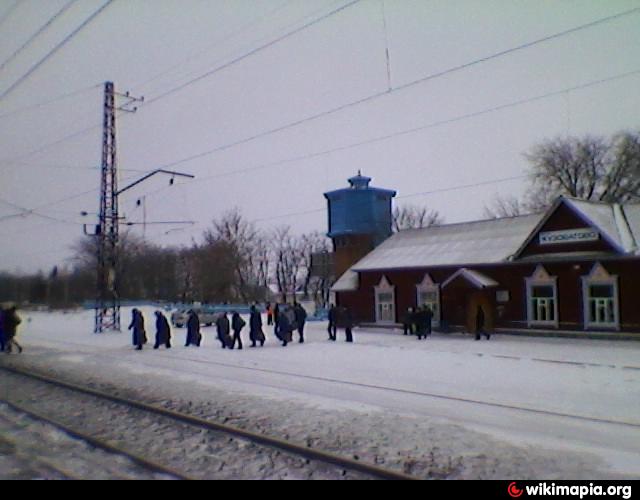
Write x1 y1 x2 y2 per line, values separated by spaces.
525 265 559 328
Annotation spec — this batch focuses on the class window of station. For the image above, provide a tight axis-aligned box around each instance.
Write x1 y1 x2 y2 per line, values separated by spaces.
582 263 619 330
525 265 558 328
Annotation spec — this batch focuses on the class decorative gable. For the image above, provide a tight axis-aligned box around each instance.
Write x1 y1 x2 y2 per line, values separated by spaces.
417 273 436 288
375 275 394 290
531 264 552 281
513 197 623 260
586 262 613 281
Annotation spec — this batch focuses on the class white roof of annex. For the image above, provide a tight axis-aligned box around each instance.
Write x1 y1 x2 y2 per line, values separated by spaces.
347 197 640 274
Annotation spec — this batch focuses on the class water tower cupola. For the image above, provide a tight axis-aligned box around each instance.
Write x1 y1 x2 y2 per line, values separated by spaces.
324 172 396 277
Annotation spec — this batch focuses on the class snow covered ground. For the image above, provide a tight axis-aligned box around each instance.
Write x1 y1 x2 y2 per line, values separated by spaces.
2 306 639 479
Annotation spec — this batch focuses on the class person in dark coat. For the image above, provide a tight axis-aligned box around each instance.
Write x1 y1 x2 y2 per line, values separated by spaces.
401 307 414 336
327 304 338 341
293 302 307 344
475 305 490 340
3 306 22 354
0 307 5 352
249 305 265 347
185 310 202 347
230 312 246 350
128 308 146 351
277 306 293 347
340 306 354 343
415 306 427 340
154 311 172 349
423 305 433 338
273 303 281 338
216 312 231 348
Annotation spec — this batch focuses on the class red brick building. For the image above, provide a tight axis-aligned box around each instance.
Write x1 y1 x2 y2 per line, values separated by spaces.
332 197 640 335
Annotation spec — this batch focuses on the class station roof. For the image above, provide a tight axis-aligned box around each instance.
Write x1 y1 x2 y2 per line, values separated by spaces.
350 213 545 272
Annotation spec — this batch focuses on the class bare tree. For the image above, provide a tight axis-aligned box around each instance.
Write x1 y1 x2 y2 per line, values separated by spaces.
392 204 442 232
203 208 266 302
524 131 640 211
483 194 529 219
298 231 332 302
272 226 303 302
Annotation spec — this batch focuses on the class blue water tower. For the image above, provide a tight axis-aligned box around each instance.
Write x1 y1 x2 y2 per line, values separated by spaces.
324 172 396 277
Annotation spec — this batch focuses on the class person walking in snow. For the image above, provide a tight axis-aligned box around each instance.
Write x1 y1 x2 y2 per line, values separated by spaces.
154 310 172 349
293 301 307 344
0 307 5 352
216 311 231 348
266 302 274 326
277 305 293 347
128 308 146 351
3 306 22 354
327 304 338 341
340 306 354 343
185 310 202 347
475 305 490 340
230 311 246 350
401 307 414 336
249 305 265 347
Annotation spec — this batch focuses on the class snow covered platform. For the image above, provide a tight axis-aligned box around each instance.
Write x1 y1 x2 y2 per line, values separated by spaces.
2 306 640 479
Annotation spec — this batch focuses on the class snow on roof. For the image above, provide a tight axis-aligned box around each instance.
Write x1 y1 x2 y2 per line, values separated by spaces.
331 269 359 292
563 198 626 252
442 268 499 289
621 204 640 253
351 213 545 271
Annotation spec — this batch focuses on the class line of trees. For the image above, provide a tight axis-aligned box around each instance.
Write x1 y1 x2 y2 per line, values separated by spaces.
0 209 334 309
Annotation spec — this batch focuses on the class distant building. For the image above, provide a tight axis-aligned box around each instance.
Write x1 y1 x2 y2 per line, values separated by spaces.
332 196 640 335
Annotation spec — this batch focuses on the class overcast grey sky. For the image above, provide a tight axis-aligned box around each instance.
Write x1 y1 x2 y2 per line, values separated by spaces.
0 0 639 274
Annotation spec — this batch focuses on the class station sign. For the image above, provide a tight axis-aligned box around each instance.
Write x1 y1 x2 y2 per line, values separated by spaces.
539 228 599 245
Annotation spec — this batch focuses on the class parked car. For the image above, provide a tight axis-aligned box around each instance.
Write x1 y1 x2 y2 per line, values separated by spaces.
171 307 219 328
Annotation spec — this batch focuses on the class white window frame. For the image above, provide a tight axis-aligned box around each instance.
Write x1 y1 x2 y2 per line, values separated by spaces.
525 265 559 328
374 275 396 324
416 273 440 327
581 263 620 330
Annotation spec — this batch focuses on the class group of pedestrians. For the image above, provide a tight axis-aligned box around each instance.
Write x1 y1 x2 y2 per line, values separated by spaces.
401 305 434 340
129 308 173 350
131 301 356 351
0 305 22 354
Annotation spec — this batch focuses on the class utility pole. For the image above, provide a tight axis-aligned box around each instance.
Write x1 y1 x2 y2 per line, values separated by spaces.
87 81 193 333
94 81 122 333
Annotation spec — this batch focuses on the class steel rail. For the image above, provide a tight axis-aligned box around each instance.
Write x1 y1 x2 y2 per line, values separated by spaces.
0 365 418 480
0 398 193 480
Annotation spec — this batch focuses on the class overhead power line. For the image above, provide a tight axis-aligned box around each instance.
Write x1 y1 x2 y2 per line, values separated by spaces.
144 0 361 105
160 68 640 189
0 0 77 74
250 175 529 224
130 0 296 91
155 6 640 172
0 83 100 119
0 0 113 101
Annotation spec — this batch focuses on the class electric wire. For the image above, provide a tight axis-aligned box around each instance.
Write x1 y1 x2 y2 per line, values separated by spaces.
153 6 640 172
143 0 361 105
0 0 113 101
0 83 100 119
0 0 77 74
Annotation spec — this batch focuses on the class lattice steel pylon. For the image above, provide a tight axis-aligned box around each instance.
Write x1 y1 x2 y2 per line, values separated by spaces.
94 81 120 333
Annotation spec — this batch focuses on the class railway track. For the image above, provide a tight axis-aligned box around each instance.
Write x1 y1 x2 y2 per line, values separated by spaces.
22 336 639 429
0 365 417 480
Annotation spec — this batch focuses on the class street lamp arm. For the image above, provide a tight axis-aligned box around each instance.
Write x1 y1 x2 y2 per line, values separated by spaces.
115 169 195 196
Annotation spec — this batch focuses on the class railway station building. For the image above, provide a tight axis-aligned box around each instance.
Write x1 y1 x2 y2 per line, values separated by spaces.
327 175 640 336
